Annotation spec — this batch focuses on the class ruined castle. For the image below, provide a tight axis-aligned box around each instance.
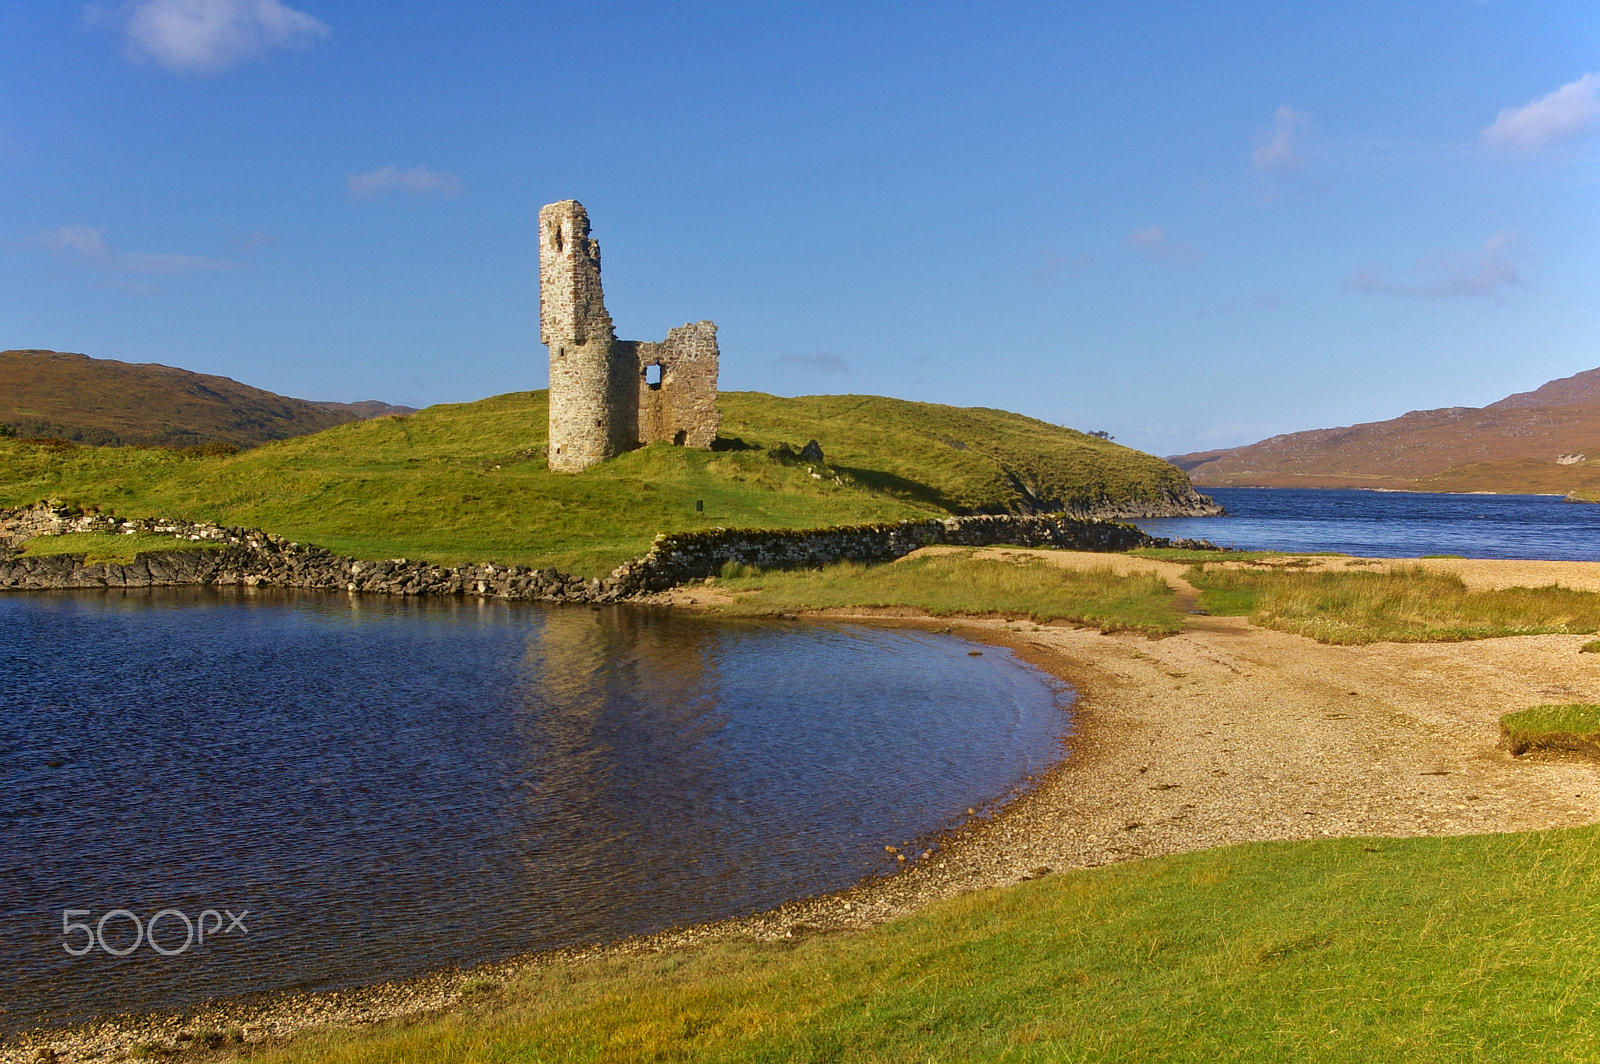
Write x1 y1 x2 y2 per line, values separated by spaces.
539 200 720 472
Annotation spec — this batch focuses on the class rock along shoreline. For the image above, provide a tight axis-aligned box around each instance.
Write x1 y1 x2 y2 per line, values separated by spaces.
0 502 1218 599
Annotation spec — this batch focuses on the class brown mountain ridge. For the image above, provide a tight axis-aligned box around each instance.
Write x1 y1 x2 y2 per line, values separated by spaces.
1171 366 1600 499
0 349 415 449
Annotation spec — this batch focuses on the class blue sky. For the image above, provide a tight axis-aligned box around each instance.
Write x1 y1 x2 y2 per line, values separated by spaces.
2 2 1595 456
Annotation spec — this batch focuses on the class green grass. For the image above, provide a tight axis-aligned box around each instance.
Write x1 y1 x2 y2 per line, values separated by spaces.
1582 640 1600 654
0 391 1196 576
253 827 1600 1063
1500 704 1600 756
1186 564 1600 645
711 551 1183 634
717 393 1196 514
17 530 225 564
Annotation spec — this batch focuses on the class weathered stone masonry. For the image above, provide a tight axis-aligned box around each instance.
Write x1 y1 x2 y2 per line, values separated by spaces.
540 200 720 471
1 504 1215 602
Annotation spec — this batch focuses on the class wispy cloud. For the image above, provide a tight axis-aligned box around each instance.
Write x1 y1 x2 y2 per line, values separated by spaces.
37 225 236 292
1031 247 1096 286
1126 225 1201 268
777 353 849 374
1481 72 1599 152
1345 233 1530 300
1253 105 1311 178
347 166 463 199
91 0 330 74
42 224 112 258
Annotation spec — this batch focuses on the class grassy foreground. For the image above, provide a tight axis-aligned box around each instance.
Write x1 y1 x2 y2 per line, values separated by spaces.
0 391 1195 576
714 552 1182 634
256 827 1600 1063
1187 564 1600 645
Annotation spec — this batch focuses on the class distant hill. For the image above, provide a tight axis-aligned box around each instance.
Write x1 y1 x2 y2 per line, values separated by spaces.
0 350 415 449
1172 366 1600 496
308 399 419 420
1484 367 1600 411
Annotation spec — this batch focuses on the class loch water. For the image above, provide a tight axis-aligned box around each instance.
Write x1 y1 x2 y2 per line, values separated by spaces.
1136 487 1600 561
0 590 1071 1034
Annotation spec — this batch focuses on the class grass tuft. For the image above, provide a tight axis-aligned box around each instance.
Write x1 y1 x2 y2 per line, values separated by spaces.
1187 564 1600 644
1500 704 1600 756
712 550 1182 634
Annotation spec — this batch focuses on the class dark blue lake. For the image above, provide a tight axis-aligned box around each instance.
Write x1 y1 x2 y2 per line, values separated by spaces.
0 590 1070 1034
1136 488 1600 561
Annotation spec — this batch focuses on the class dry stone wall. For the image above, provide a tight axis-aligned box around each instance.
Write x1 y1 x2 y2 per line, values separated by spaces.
605 515 1192 594
0 504 1213 602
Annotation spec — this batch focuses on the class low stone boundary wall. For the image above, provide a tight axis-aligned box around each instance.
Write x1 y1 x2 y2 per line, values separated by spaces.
0 503 1212 603
607 514 1185 594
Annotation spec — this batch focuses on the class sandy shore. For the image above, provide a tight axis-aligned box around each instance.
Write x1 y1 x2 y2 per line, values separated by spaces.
10 550 1600 1062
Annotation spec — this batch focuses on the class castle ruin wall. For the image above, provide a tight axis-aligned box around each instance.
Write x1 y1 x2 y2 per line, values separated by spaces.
539 199 721 472
631 321 720 449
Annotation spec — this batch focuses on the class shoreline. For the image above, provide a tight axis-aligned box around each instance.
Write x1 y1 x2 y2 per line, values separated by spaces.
9 553 1600 1060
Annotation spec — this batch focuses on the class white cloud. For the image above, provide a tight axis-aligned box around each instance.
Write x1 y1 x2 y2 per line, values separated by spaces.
37 225 236 289
99 0 330 74
1253 105 1311 177
1345 233 1529 300
42 224 112 258
347 166 463 199
777 353 849 374
1481 72 1600 152
1125 225 1201 268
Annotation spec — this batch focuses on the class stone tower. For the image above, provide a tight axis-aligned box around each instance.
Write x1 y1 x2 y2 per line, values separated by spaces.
539 200 720 473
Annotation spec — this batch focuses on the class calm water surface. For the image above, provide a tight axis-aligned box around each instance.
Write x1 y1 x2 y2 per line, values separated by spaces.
0 590 1070 1034
1137 487 1600 560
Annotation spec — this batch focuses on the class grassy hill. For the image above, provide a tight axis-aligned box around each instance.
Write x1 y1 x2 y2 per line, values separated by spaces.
0 349 412 448
1171 366 1600 495
716 393 1199 514
0 390 1204 575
